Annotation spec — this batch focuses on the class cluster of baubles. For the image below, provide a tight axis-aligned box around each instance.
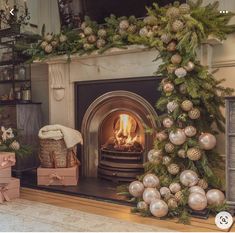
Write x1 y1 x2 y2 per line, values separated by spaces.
129 171 225 217
40 33 67 53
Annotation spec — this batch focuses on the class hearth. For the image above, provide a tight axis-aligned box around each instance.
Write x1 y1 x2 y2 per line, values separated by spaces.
76 77 161 183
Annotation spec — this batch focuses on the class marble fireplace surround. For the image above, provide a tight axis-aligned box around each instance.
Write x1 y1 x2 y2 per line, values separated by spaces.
43 45 162 128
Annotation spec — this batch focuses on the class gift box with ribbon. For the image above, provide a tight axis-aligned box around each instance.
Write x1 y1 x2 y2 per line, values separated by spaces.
0 178 20 204
37 165 78 186
0 167 11 184
0 152 15 169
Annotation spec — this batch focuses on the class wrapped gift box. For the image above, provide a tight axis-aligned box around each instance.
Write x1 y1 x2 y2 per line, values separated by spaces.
0 152 15 169
0 167 11 184
0 178 20 203
37 165 78 186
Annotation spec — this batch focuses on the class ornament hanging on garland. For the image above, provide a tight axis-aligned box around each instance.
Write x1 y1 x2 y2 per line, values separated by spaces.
169 129 186 145
143 188 161 204
84 27 93 36
41 41 48 49
156 131 168 142
198 179 208 190
167 163 180 175
44 34 53 42
166 7 180 18
169 183 181 194
161 33 171 44
97 29 107 38
167 64 177 74
162 156 171 165
59 34 67 43
150 199 168 217
179 3 191 14
189 186 206 196
10 140 20 150
188 192 207 211
167 41 177 52
175 191 184 202
143 174 160 188
171 54 182 64
45 44 53 54
163 82 174 93
127 24 137 34
87 35 97 44
167 198 178 209
172 20 184 32
96 39 106 49
175 67 187 78
187 147 202 161
160 187 171 197
206 189 225 206
179 84 187 94
143 15 158 26
177 149 186 158
165 142 175 153
147 149 163 164
184 61 195 72
167 101 179 112
180 170 198 187
188 108 201 120
199 133 217 150
139 27 149 37
181 100 193 112
162 117 174 128
119 20 129 30
184 126 197 137
137 201 148 211
129 181 144 197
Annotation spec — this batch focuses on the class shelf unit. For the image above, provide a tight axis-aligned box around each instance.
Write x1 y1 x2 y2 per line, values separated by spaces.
0 28 32 103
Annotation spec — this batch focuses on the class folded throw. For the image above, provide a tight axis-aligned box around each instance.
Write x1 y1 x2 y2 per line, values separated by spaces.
38 124 83 148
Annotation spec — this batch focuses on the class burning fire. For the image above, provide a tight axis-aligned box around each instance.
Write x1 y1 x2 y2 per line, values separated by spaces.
115 114 138 146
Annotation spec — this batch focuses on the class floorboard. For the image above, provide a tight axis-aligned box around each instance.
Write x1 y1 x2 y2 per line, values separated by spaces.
20 188 235 232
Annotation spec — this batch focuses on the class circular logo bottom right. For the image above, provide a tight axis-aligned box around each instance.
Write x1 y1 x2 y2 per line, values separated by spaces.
215 211 234 230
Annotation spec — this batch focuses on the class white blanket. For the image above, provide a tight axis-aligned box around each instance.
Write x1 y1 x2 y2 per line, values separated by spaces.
38 124 83 148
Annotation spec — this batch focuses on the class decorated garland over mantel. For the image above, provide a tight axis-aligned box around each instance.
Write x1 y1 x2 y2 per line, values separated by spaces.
27 0 235 223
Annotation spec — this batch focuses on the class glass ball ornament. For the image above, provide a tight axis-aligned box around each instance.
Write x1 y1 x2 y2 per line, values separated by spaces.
181 100 193 112
198 179 208 190
180 170 198 187
169 129 186 145
169 183 181 194
162 156 171 166
156 131 168 142
175 191 183 202
167 64 177 74
163 82 174 93
143 188 161 204
160 187 171 197
188 192 207 211
186 148 202 161
199 133 216 150
177 149 186 158
189 186 206 196
143 174 160 188
137 201 148 211
147 149 163 163
167 198 178 209
184 61 195 72
165 143 175 153
129 181 145 197
171 54 182 64
167 101 179 113
188 108 201 120
150 199 169 218
162 117 174 128
184 126 197 137
206 189 225 206
175 67 187 78
167 163 180 175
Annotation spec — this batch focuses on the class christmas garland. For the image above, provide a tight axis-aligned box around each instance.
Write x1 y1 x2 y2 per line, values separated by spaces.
26 0 235 224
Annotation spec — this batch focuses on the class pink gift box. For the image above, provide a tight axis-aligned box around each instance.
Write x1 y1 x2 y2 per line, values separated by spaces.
0 167 11 184
37 165 78 186
0 178 20 203
0 152 15 169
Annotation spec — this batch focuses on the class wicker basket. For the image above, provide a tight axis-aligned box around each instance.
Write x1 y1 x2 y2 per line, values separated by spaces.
39 139 79 168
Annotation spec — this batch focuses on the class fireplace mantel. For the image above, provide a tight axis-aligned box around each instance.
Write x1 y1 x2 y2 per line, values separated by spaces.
37 45 160 128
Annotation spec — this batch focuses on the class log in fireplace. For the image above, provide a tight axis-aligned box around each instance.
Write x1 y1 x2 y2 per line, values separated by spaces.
76 77 161 183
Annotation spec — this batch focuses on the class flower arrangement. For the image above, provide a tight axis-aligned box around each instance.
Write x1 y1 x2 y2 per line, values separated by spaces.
0 126 32 157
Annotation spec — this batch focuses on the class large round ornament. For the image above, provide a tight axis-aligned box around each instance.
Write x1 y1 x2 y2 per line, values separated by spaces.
143 188 161 204
166 7 180 18
175 67 187 78
96 39 106 49
156 131 168 142
180 170 198 187
165 143 175 153
187 148 202 161
179 3 191 14
44 33 53 42
44 44 53 54
184 61 195 72
199 133 216 150
148 149 163 164
160 187 171 197
169 183 181 194
167 64 177 74
127 24 137 34
198 179 208 190
163 82 174 93
177 149 186 158
87 35 97 44
172 20 184 32
168 198 178 209
163 117 174 128
171 54 182 64
143 15 158 26
41 41 48 49
143 174 160 188
84 27 93 36
188 193 207 211
150 199 168 217
169 129 186 145
167 41 177 52
167 101 178 113
188 108 201 120
119 20 129 30
129 181 144 197
181 100 193 112
189 186 206 196
184 126 197 137
139 27 149 37
167 163 180 175
161 33 171 44
137 201 148 211
162 156 171 166
97 29 107 38
206 189 225 206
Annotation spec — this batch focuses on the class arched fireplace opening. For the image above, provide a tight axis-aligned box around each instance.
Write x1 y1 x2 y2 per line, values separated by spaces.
81 90 159 182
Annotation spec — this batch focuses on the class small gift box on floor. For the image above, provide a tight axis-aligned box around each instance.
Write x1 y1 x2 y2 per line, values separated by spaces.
0 152 15 169
0 167 11 184
0 178 20 203
37 165 79 186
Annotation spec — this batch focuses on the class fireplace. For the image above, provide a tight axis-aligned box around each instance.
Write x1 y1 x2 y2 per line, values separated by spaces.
76 77 161 183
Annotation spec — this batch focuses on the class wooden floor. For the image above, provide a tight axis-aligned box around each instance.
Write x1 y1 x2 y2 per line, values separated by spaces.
21 188 234 232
